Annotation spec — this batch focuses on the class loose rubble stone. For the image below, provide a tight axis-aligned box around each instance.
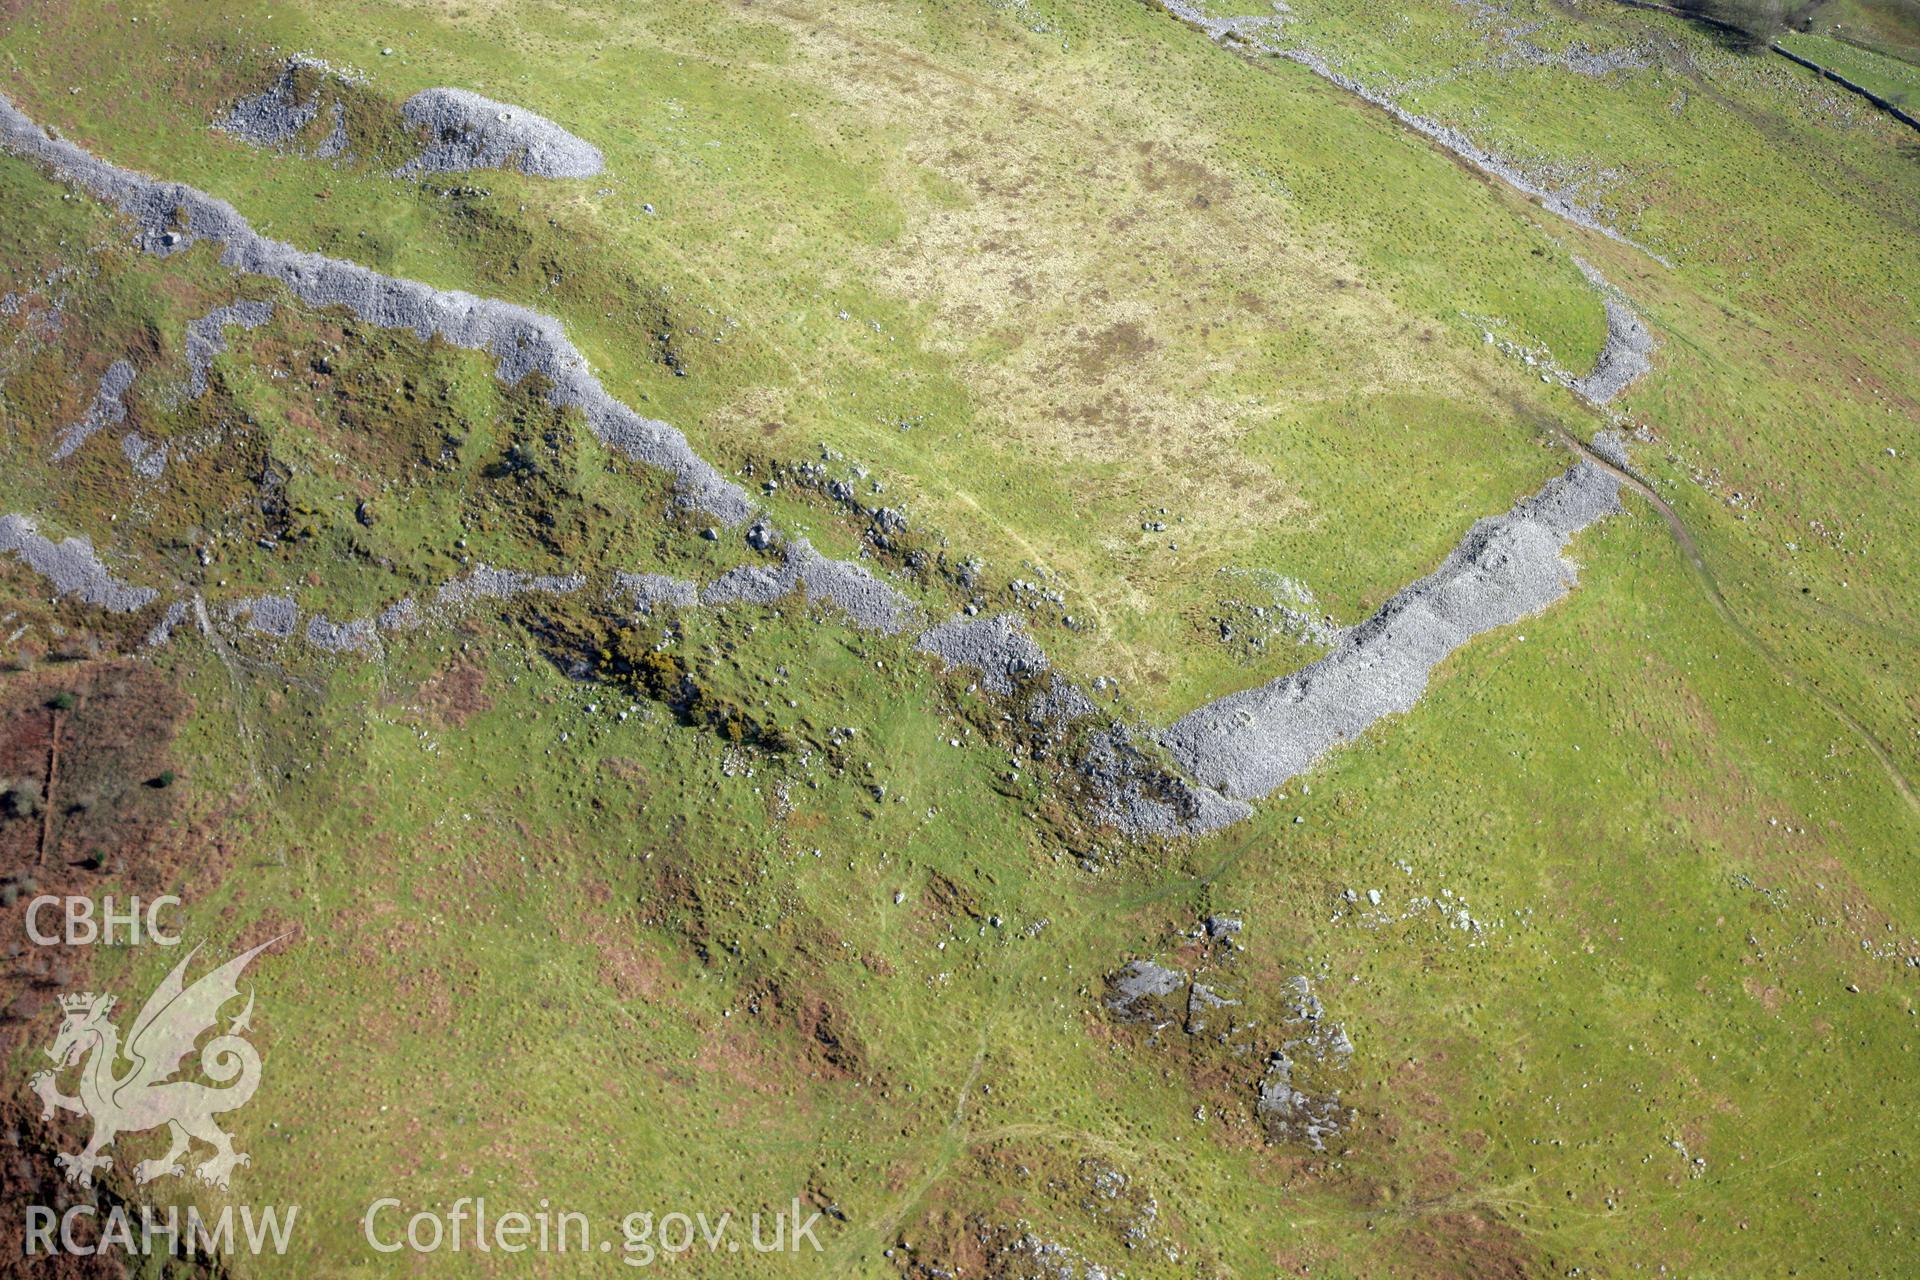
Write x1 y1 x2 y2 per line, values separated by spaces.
0 514 158 612
376 597 421 631
122 431 168 479
614 571 698 614
144 599 188 648
305 614 380 654
435 564 585 607
226 593 299 639
916 613 1048 695
1572 257 1655 405
701 540 915 634
398 88 604 179
51 359 135 461
216 57 355 158
183 300 275 399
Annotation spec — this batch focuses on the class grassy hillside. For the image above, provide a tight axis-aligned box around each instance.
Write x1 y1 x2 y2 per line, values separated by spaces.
0 0 1913 1276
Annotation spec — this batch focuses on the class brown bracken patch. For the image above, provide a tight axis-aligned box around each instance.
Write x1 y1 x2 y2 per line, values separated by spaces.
0 660 229 1276
750 978 867 1079
1070 320 1157 380
412 659 492 729
1397 1209 1537 1278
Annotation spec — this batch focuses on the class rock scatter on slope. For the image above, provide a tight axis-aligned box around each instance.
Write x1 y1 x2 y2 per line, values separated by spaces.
1102 933 1355 1150
1255 974 1355 1151
1104 959 1189 1024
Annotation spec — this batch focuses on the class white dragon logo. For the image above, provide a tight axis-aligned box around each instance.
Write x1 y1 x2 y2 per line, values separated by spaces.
28 938 281 1191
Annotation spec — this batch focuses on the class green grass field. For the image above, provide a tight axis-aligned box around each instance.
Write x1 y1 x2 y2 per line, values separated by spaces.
1780 29 1920 104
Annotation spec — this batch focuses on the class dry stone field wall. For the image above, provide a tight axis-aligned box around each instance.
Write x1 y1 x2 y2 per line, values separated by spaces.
1572 257 1656 406
1156 0 1673 264
1160 463 1622 803
0 85 1632 836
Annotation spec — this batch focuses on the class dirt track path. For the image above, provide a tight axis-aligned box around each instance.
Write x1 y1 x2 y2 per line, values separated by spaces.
1553 427 1919 818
